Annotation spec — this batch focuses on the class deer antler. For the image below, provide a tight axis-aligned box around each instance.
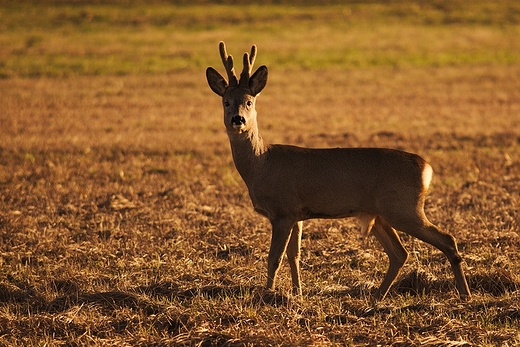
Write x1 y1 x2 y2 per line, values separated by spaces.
239 45 257 87
219 41 238 86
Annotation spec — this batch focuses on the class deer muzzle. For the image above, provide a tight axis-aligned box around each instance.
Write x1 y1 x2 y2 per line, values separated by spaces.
231 116 246 128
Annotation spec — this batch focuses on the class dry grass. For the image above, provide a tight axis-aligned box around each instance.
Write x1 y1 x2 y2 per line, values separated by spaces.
1 66 519 345
1 1 520 345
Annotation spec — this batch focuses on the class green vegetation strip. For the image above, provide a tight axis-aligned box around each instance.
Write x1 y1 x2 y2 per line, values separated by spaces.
1 1 519 77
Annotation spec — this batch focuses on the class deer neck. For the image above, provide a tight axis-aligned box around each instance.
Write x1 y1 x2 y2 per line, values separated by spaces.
227 121 268 183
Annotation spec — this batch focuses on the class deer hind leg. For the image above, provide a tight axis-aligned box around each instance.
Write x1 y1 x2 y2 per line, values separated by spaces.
266 218 296 291
357 212 376 243
286 221 303 295
371 217 408 301
386 211 471 299
417 223 470 299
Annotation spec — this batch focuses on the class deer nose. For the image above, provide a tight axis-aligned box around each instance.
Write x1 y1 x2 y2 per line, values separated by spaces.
231 116 246 127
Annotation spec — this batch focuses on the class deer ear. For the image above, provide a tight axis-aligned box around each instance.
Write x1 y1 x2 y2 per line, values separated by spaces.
206 67 228 96
249 65 268 96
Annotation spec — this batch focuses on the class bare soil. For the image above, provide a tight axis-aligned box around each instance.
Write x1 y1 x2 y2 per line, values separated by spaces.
0 64 519 345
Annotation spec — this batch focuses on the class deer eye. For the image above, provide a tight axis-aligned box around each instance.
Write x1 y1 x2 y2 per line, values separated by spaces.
224 101 230 107
246 100 253 107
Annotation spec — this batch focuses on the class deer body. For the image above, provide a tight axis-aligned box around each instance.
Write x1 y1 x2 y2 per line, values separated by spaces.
235 144 425 220
207 42 471 300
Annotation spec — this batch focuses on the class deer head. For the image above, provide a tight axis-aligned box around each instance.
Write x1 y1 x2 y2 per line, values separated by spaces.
206 42 268 134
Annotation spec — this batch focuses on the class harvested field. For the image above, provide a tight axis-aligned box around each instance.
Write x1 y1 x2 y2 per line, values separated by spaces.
0 1 519 345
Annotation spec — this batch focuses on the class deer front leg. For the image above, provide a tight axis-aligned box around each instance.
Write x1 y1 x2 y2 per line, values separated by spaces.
266 218 296 291
286 221 303 295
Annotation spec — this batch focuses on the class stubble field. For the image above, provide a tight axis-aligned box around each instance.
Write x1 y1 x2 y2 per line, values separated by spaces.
1 1 519 345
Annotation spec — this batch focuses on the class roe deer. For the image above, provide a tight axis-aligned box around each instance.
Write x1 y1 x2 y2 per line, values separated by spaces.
206 42 471 301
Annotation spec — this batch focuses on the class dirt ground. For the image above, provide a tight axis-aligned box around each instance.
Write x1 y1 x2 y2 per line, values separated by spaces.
1 63 519 345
